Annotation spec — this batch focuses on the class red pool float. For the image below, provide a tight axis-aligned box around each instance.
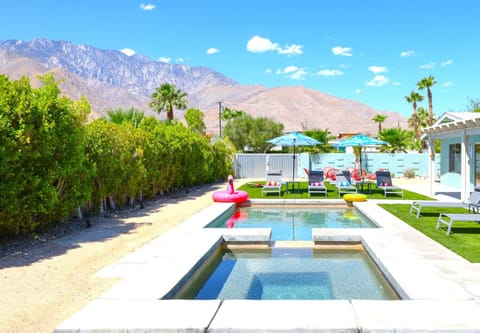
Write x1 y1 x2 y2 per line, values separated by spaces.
212 175 249 203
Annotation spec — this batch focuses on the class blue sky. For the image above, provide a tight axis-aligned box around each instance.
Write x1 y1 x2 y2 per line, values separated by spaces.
1 0 480 119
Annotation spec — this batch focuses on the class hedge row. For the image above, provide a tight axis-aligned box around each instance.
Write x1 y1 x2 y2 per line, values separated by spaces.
0 74 233 238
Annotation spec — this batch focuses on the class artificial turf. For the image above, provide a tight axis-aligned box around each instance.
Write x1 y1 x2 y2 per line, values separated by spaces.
380 203 480 263
238 181 432 200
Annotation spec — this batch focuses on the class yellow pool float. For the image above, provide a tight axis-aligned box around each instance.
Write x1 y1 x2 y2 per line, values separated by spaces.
343 193 367 206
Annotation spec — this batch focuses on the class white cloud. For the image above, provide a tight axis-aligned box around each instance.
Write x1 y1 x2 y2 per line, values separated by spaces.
441 59 453 67
140 3 155 11
277 44 303 55
420 62 436 70
176 58 185 63
206 48 219 55
264 68 272 75
400 50 415 57
355 89 362 94
331 46 352 56
316 69 344 76
442 81 453 87
246 35 303 55
120 48 136 56
247 36 276 53
366 75 389 87
276 66 307 80
158 57 171 63
290 69 307 80
278 65 299 74
368 66 387 74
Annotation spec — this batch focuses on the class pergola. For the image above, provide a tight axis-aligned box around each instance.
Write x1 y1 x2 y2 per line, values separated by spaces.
422 113 480 200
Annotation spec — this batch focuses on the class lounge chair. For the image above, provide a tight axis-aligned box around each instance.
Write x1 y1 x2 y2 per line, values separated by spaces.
262 169 283 197
335 171 357 197
436 213 480 235
308 170 328 197
410 191 480 218
375 171 404 198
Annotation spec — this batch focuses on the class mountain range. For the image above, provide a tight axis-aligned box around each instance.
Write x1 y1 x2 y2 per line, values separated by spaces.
0 38 408 135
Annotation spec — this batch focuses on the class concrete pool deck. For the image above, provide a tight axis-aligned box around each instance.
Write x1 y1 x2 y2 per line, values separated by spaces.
55 179 480 332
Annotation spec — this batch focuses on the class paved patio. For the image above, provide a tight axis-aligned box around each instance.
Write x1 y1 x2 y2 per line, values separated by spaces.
55 179 480 332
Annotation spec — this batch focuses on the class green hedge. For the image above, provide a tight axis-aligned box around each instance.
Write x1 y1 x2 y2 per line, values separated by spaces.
0 75 233 238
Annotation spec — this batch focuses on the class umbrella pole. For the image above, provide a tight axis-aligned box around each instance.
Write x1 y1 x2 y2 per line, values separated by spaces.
292 143 296 183
359 147 363 181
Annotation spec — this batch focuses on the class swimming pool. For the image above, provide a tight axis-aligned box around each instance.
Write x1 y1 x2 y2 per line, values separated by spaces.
207 205 377 240
173 245 398 300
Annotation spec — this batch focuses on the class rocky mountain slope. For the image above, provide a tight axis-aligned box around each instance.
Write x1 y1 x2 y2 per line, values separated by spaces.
0 38 408 135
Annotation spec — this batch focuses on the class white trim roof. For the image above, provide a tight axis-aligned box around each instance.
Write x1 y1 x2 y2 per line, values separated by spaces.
422 112 480 139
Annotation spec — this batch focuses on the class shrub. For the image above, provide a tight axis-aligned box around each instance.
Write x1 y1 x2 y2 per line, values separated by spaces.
403 168 416 178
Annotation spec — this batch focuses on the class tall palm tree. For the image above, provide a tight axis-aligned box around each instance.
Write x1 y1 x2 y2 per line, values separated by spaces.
417 75 436 126
405 91 424 140
149 83 188 122
372 113 387 134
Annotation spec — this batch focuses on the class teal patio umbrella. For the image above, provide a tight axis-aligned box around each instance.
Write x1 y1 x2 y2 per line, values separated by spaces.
267 132 320 183
335 134 388 179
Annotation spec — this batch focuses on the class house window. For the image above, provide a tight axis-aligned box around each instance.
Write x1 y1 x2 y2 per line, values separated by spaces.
476 144 480 187
448 143 461 173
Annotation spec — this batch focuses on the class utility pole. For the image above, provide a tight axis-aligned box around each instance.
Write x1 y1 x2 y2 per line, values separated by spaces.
218 101 223 137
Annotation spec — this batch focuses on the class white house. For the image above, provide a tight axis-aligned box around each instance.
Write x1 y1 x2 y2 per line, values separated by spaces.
423 112 480 200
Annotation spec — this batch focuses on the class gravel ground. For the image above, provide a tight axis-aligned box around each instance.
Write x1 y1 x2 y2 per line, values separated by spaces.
0 182 223 333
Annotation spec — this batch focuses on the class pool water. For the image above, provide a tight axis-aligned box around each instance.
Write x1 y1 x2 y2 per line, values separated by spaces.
174 247 398 300
208 206 377 240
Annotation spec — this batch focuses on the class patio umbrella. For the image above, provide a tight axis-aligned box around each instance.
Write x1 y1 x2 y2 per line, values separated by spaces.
335 134 388 180
267 132 320 183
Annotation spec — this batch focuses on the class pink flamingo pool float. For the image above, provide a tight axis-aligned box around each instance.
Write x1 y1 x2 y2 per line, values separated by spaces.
212 175 249 204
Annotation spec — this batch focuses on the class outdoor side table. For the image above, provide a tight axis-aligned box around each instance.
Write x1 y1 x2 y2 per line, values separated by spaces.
286 180 301 193
355 180 372 194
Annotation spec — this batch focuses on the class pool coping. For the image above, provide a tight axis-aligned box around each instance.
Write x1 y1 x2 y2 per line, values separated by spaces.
55 200 480 332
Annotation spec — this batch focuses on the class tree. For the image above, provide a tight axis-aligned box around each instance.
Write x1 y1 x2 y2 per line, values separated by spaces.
149 83 188 122
465 98 480 112
417 75 436 126
372 114 387 133
221 107 245 121
407 106 432 152
408 107 431 134
223 114 283 152
184 108 206 134
106 107 144 128
378 127 414 153
405 91 424 140
0 74 91 236
249 117 284 153
302 129 336 153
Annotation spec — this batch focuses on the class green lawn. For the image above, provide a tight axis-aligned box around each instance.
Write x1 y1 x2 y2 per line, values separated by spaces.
380 204 480 263
238 181 432 200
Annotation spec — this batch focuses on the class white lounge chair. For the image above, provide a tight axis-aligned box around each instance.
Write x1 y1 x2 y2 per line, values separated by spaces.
262 169 283 197
308 170 327 197
375 171 403 198
410 191 480 218
335 171 357 197
436 213 480 235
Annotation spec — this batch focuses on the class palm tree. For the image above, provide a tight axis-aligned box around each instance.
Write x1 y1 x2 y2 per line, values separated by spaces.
149 83 188 122
372 114 387 133
378 127 414 153
106 107 145 128
417 75 436 126
405 91 424 140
